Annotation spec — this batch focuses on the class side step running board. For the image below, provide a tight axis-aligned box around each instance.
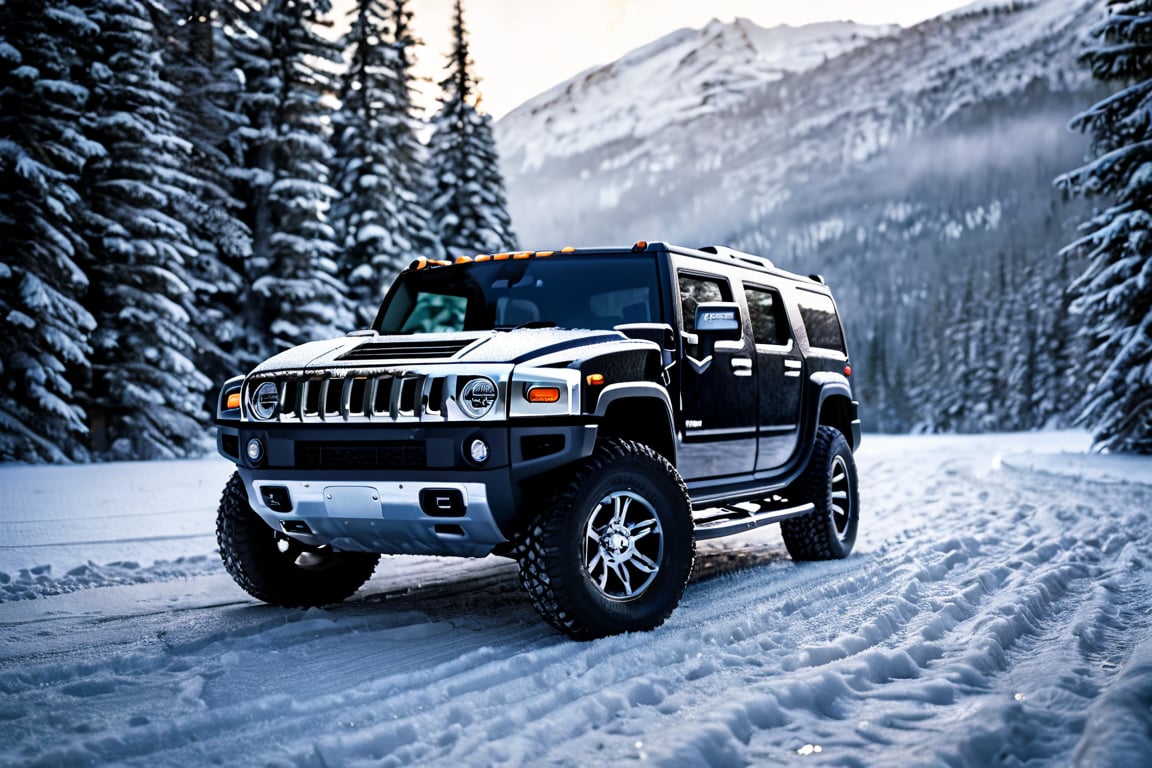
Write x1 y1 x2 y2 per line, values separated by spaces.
693 497 814 541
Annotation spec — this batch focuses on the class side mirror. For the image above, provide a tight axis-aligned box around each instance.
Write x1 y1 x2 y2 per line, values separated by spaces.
693 302 742 358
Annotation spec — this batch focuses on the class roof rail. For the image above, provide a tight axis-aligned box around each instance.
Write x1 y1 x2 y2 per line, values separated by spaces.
697 245 775 271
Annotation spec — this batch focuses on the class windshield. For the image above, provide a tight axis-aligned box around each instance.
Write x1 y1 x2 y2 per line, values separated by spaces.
374 254 664 333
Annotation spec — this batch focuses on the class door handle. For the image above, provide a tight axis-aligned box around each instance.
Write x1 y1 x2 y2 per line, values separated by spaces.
784 358 802 378
731 357 753 376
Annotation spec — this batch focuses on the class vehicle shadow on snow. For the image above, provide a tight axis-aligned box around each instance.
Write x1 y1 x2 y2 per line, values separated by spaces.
270 542 794 635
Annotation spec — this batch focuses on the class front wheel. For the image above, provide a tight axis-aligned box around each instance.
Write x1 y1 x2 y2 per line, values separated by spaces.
518 439 695 640
780 426 860 561
216 472 379 606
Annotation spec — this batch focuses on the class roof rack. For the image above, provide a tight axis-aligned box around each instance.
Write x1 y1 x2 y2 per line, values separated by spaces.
697 245 775 271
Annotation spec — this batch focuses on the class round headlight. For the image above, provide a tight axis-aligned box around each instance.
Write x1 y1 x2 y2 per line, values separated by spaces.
459 377 497 419
251 381 279 420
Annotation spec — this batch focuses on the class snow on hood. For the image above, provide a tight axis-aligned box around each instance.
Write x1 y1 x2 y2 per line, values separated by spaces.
248 338 356 375
247 328 652 375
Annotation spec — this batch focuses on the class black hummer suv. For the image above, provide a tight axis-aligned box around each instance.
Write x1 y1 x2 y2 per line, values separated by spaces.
214 242 861 639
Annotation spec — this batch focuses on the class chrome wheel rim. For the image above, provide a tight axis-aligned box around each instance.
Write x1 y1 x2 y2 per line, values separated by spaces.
831 455 852 537
583 490 663 601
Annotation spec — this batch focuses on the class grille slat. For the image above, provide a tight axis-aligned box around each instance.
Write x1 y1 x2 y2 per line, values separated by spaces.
338 339 472 362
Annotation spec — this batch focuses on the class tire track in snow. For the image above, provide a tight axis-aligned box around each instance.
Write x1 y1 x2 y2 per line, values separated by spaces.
650 468 1152 766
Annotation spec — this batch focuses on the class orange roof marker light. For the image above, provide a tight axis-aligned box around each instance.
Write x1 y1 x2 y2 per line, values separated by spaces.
409 249 578 269
632 240 648 252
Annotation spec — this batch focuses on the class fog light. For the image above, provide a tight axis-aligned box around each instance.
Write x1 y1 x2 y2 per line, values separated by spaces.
246 438 264 463
469 438 489 464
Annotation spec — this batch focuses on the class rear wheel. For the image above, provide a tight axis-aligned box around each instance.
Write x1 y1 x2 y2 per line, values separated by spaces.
518 439 694 640
781 426 859 561
216 472 379 606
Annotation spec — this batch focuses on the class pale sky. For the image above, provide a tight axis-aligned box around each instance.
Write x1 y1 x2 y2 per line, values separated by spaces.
403 0 977 119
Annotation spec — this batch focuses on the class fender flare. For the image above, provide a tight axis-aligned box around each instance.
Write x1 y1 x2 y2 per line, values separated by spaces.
593 382 677 465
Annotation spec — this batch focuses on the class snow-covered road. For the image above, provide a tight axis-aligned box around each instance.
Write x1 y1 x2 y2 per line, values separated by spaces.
2 433 1151 767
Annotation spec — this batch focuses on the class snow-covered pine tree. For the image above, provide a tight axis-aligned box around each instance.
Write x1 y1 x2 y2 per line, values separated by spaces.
331 0 442 328
0 0 99 462
76 0 212 459
156 0 253 379
427 0 517 258
227 0 352 355
1058 0 1152 454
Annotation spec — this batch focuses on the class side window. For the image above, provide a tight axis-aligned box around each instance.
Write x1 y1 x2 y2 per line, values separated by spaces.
796 290 846 352
678 274 730 335
745 285 788 346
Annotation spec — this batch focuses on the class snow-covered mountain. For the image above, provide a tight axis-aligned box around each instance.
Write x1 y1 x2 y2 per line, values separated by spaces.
497 18 897 173
495 0 1100 247
495 0 1108 433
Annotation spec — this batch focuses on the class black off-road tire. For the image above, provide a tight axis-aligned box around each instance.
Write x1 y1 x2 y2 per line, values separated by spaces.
518 439 695 640
216 472 379 607
781 426 860 561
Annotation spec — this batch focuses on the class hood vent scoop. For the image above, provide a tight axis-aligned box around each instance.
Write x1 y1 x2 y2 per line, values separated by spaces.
338 338 474 362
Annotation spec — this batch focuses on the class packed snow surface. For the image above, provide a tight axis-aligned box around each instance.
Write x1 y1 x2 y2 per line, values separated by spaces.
2 432 1152 766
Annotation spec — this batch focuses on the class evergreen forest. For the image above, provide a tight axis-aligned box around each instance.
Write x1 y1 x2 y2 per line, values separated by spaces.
0 0 517 462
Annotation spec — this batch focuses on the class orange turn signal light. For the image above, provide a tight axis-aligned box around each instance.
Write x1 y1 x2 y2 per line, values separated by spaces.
586 374 605 386
226 392 242 409
527 386 561 403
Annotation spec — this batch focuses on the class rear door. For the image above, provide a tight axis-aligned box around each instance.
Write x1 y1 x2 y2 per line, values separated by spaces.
675 269 758 480
744 283 803 470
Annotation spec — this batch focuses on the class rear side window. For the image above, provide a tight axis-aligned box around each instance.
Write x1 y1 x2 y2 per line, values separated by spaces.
797 290 845 352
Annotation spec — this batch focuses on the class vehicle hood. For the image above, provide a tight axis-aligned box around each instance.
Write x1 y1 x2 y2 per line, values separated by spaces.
248 328 653 375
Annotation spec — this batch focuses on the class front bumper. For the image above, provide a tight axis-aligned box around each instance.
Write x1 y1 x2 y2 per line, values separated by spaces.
218 420 597 557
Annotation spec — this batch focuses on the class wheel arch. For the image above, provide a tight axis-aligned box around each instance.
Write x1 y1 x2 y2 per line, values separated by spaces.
593 384 677 465
811 373 860 451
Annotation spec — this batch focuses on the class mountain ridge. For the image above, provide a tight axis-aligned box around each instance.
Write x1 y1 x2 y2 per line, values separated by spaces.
497 16 898 177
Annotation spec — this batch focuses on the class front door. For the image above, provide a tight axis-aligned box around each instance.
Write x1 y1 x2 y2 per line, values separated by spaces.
676 271 758 480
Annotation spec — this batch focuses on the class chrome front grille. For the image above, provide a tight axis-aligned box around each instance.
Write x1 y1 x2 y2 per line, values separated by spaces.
251 372 449 423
